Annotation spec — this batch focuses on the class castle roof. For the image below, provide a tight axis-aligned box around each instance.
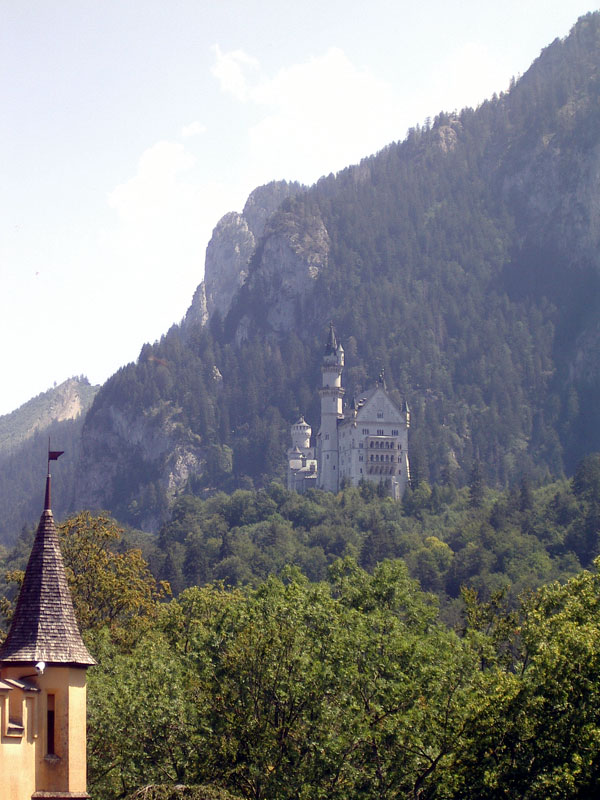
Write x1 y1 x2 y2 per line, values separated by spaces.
0 475 96 668
324 322 338 355
349 385 405 419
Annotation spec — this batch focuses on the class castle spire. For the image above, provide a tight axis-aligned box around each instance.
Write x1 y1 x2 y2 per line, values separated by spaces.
324 321 338 355
44 442 64 511
0 451 95 667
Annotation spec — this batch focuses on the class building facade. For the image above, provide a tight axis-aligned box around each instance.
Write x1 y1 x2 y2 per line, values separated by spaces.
289 325 410 498
0 462 95 800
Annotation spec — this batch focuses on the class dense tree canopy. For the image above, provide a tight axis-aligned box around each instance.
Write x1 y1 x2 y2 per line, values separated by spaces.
1 460 600 798
87 556 600 800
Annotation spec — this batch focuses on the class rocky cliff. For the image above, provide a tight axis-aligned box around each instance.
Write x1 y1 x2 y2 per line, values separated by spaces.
183 180 302 331
76 398 207 531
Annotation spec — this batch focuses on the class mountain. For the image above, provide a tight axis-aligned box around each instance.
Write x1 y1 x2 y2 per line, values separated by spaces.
45 14 600 530
0 377 98 454
0 378 99 544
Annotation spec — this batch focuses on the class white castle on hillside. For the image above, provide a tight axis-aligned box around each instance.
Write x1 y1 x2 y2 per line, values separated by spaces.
287 325 410 498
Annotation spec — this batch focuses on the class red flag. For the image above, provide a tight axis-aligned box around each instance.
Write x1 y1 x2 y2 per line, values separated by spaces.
49 450 64 460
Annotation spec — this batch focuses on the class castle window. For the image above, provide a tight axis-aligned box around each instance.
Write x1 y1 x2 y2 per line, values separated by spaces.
47 694 56 755
359 455 363 461
6 690 24 737
362 428 369 435
359 442 362 448
392 429 399 436
377 411 383 419
377 429 384 436
325 434 329 440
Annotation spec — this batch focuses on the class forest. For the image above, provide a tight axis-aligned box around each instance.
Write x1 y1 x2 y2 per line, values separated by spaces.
1 453 600 799
74 12 600 532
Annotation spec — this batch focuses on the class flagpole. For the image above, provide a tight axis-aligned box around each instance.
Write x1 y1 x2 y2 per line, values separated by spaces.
45 440 64 511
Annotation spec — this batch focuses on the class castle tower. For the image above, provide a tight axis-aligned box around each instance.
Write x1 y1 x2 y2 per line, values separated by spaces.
287 417 318 493
290 416 311 452
0 452 95 800
317 324 344 492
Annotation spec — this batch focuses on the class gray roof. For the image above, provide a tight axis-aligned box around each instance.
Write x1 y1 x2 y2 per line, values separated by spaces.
0 503 95 667
324 322 338 354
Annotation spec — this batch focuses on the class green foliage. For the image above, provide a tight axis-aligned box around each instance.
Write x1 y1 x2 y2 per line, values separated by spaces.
127 787 241 800
87 552 600 799
58 511 170 643
147 464 599 608
452 563 600 798
89 562 481 800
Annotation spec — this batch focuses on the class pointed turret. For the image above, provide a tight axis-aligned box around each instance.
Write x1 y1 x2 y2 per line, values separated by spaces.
324 321 337 355
0 462 95 667
0 451 94 800
318 324 345 492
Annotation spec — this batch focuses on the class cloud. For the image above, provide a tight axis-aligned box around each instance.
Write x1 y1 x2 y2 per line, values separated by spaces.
211 44 259 101
101 139 236 335
211 45 407 185
103 141 208 331
108 141 197 223
426 42 512 116
181 120 207 138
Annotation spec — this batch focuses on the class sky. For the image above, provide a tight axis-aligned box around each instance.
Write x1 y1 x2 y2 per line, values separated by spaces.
0 0 596 416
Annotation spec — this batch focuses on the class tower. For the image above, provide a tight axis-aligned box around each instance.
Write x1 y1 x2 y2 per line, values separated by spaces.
286 417 318 493
0 451 95 800
317 323 344 492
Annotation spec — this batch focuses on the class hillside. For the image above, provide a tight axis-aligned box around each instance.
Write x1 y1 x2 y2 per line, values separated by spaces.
0 377 99 544
59 13 600 530
0 376 97 453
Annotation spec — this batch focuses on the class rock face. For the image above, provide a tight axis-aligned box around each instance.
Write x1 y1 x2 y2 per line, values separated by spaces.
183 180 302 332
76 400 207 532
201 211 255 322
233 206 330 342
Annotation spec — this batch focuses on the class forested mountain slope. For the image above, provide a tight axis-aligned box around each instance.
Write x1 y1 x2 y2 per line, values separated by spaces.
0 377 98 544
75 13 600 531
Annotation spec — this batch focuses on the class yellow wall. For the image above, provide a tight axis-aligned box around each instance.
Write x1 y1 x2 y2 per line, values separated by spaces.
0 686 36 800
0 665 88 799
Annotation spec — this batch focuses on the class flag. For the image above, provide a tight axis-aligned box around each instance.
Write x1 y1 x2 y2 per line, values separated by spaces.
49 450 64 461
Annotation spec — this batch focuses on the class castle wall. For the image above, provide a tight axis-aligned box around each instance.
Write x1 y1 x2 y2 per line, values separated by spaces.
0 684 36 800
1 665 89 800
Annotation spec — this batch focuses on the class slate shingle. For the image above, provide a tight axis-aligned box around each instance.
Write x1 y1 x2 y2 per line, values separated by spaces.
0 504 95 667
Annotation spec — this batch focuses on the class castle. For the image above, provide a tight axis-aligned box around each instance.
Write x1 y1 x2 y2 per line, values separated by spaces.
0 456 94 800
288 325 410 498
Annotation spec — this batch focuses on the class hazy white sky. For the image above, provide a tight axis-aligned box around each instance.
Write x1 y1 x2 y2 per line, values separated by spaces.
0 0 596 416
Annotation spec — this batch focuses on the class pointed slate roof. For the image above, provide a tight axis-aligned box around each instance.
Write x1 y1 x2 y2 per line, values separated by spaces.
324 322 338 355
0 475 95 667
